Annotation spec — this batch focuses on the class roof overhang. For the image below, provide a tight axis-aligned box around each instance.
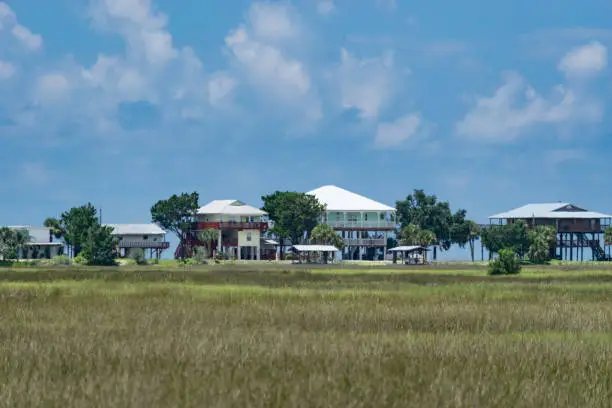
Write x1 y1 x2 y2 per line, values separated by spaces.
388 246 430 252
292 245 339 252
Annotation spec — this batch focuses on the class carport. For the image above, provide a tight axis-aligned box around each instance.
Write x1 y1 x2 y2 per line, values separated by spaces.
388 246 430 265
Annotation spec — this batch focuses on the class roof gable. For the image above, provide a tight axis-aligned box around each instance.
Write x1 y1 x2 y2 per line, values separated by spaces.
307 185 395 212
489 203 612 219
197 200 267 216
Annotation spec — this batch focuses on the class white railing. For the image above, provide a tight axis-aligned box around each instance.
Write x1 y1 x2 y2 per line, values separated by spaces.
324 220 396 229
344 238 386 246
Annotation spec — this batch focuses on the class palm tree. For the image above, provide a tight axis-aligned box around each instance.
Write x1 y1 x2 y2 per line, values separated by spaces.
310 224 345 263
527 226 556 263
605 227 612 246
465 221 481 262
43 217 64 243
11 229 31 260
400 224 436 247
198 229 218 259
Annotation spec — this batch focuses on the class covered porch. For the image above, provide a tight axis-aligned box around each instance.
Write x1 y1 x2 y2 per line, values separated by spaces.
291 245 339 264
388 246 430 265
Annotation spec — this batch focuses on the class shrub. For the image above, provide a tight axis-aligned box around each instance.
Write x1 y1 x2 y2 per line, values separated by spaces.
51 255 71 266
130 248 148 265
192 247 208 264
285 253 293 260
488 248 521 275
73 254 88 265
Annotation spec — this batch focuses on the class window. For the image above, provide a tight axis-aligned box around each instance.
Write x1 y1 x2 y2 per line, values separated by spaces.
143 235 149 240
364 214 368 221
246 232 252 241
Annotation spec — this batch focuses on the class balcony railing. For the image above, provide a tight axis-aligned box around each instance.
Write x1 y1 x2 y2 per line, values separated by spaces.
117 241 170 249
324 220 396 230
344 238 386 246
197 221 268 231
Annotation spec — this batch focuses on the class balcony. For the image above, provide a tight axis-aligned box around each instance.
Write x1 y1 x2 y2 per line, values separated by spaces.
117 241 170 249
324 220 396 230
197 221 268 231
344 238 386 247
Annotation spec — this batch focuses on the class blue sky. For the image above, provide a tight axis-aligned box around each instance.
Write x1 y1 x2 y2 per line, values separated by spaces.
1 0 611 259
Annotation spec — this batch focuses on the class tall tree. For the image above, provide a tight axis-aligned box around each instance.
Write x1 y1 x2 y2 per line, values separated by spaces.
43 217 64 243
198 229 218 259
261 191 325 252
81 223 117 266
396 190 468 259
60 203 98 257
150 192 199 260
310 224 345 264
481 220 530 259
451 219 481 262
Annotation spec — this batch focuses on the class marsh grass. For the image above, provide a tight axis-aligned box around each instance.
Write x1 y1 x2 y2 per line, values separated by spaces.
2 268 612 406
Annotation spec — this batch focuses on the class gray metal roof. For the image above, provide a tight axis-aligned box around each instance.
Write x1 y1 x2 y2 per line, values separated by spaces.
292 245 339 252
489 203 612 219
388 246 430 252
105 224 165 235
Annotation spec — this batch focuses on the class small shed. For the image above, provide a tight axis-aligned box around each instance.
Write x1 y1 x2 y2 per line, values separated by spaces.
292 245 339 264
260 238 280 260
388 245 430 265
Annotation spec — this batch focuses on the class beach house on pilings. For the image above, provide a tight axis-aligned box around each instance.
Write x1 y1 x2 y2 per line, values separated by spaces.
179 200 269 260
307 185 396 261
488 202 612 261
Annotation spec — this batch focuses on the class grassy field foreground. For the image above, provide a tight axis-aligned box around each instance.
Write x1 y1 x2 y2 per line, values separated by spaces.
1 267 612 407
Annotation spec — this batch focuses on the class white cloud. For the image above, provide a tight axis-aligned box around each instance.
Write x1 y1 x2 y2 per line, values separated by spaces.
558 41 607 78
208 72 237 106
0 60 15 79
375 113 421 148
89 0 177 65
339 48 395 119
225 26 310 95
35 73 71 103
317 0 335 15
455 43 605 142
248 2 298 40
0 2 43 51
223 2 321 122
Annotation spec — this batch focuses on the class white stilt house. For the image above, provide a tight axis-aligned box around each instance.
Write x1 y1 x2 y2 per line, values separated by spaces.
106 224 169 259
196 200 268 260
307 185 397 260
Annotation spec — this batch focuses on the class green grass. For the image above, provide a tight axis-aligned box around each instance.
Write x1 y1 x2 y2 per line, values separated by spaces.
2 266 612 407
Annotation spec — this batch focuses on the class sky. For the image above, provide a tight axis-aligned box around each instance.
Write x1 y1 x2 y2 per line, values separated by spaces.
1 0 611 260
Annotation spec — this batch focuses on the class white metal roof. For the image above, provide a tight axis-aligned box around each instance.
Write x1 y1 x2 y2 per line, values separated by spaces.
197 200 267 216
307 185 395 212
489 203 612 219
292 244 339 252
105 224 165 236
388 246 430 252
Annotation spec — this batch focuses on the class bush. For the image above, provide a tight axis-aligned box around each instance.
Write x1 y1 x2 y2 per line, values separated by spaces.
51 255 71 266
192 247 208 264
285 253 293 260
130 248 148 265
488 248 521 275
73 254 88 265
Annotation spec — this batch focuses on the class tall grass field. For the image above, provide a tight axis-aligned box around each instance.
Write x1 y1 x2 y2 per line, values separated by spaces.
1 265 612 407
